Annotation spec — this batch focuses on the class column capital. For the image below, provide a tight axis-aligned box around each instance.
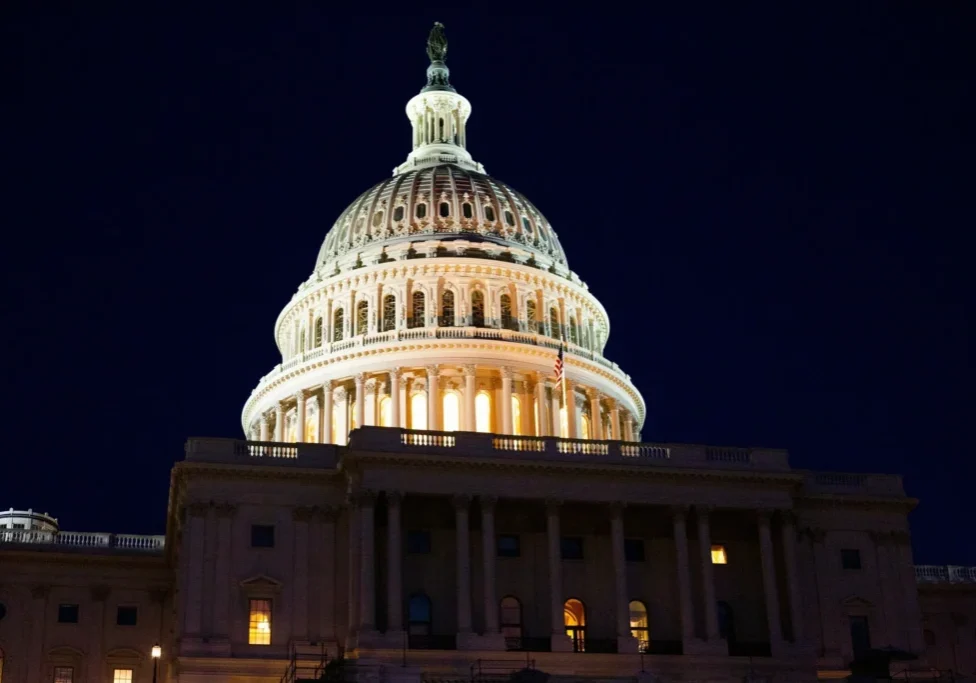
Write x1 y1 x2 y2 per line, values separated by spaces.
333 386 348 401
364 378 378 393
545 498 563 514
696 504 714 516
295 390 307 403
480 494 498 510
586 387 600 400
275 402 286 414
452 494 471 511
293 506 317 522
31 584 51 600
670 504 690 519
354 373 366 386
425 364 439 377
391 367 404 381
321 379 333 392
91 585 111 602
462 364 477 378
348 489 378 506
608 501 626 518
260 412 271 425
313 504 339 522
386 490 404 506
214 502 237 518
500 366 514 381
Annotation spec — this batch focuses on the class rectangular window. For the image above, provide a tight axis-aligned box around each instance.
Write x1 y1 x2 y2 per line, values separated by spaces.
497 534 520 558
849 615 871 659
112 670 133 683
560 536 583 560
251 524 275 548
248 598 272 645
116 606 138 626
841 549 862 570
406 530 431 554
710 545 728 564
57 604 79 623
624 538 645 562
54 668 74 683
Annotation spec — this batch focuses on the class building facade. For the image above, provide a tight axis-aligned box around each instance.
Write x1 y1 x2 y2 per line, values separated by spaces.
1 23 972 683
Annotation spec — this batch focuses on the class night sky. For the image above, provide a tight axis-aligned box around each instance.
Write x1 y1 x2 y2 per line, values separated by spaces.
3 4 974 564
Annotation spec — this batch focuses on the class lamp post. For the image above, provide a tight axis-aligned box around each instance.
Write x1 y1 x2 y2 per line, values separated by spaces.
151 643 161 683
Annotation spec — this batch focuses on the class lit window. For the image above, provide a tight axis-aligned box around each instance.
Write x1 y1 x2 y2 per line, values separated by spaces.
500 294 514 329
54 668 73 683
526 300 537 327
304 405 317 443
112 670 133 683
333 308 344 341
410 392 428 430
410 291 425 328
580 414 591 440
333 402 347 445
382 294 396 332
441 290 455 326
471 290 485 327
313 318 323 347
504 210 515 226
511 396 522 436
356 300 368 335
711 545 728 565
379 396 392 427
564 599 586 652
475 392 492 432
248 599 272 645
549 307 560 340
559 406 568 438
443 393 460 432
629 600 649 651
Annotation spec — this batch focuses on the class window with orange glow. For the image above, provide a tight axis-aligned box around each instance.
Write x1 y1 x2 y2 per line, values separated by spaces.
564 598 586 652
410 392 428 430
475 392 492 432
54 669 73 683
511 396 522 435
112 670 133 683
249 599 272 645
443 393 460 431
711 545 728 565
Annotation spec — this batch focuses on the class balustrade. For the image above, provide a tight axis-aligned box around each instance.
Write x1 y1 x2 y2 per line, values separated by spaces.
0 529 164 551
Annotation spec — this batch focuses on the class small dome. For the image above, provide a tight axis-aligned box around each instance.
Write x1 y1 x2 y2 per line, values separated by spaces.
315 164 568 269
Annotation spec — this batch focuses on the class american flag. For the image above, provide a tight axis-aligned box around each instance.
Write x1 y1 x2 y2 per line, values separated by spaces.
554 344 564 387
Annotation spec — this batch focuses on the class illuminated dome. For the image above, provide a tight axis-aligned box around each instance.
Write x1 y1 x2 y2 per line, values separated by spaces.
243 23 644 447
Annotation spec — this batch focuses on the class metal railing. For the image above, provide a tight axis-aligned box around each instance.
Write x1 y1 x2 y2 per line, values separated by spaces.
915 565 976 583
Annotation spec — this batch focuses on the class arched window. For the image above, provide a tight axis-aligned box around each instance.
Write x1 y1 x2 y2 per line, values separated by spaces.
559 406 568 438
356 300 369 336
484 205 496 222
568 316 578 345
924 629 936 647
564 599 586 652
298 329 306 353
475 392 492 433
443 393 460 432
500 294 515 330
526 300 537 332
438 117 445 141
333 401 347 446
411 290 425 328
379 396 392 427
382 294 396 332
408 594 432 636
629 600 649 652
305 404 318 443
717 601 735 644
439 202 450 218
462 202 473 219
313 318 323 347
504 210 515 226
333 308 344 341
581 413 591 440
410 392 428 430
549 307 560 340
441 290 455 326
500 597 523 643
393 206 405 222
416 203 427 219
511 396 522 436
471 290 485 327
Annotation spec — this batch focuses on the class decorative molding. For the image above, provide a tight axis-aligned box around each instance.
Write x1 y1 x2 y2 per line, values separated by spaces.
545 498 562 514
293 506 316 522
452 494 471 511
462 364 477 378
386 491 404 506
91 585 111 602
186 501 210 517
480 494 497 511
214 503 237 518
31 584 51 600
239 574 283 596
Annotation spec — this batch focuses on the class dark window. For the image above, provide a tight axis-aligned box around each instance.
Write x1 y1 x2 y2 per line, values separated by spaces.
462 203 473 219
717 601 735 643
504 210 515 226
12 523 25 529
924 629 936 647
407 530 431 554
58 603 79 623
439 202 450 218
116 606 138 626
849 616 871 659
560 537 583 560
497 534 520 558
0 601 6 620
408 594 431 635
484 206 496 222
251 524 275 548
841 549 861 570
416 203 427 219
624 539 645 562
471 290 485 327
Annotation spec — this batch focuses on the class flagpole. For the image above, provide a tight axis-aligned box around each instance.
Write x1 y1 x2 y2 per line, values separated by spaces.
559 333 568 436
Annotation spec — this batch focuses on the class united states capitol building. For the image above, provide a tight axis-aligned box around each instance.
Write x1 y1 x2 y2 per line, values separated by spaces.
1 24 973 683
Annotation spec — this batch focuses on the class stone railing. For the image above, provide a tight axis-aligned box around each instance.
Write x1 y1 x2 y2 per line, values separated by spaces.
915 565 976 584
184 429 791 471
802 471 906 497
0 529 165 552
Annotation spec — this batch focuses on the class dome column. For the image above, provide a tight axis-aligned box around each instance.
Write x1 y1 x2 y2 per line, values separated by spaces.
389 370 401 428
535 376 549 436
321 381 333 444
364 379 378 426
609 401 621 440
274 403 285 442
295 392 307 443
564 380 578 439
354 375 366 430
259 412 270 441
549 382 560 437
426 365 440 430
500 368 514 435
587 389 603 440
462 365 476 431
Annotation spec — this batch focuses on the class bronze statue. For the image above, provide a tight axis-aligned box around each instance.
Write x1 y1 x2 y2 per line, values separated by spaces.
426 22 448 63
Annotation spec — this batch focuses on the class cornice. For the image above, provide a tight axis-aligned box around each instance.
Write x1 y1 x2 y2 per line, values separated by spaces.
793 493 918 513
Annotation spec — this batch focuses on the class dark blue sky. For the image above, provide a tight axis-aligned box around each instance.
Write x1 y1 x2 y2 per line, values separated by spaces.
2 4 973 563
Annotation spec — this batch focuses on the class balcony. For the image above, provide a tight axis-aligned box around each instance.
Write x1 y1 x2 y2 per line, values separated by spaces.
0 529 164 553
915 565 976 583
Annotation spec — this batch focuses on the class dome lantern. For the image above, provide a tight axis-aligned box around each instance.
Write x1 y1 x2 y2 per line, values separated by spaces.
395 23 485 176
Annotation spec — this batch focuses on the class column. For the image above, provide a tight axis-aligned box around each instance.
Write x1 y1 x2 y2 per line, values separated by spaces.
546 500 572 651
319 506 338 642
184 502 208 637
758 511 784 648
386 492 404 634
549 383 561 437
481 496 499 634
335 387 349 444
609 402 621 440
535 377 549 436
274 403 285 441
610 503 638 652
398 373 408 427
359 491 377 633
354 374 365 431
873 532 896 648
295 392 306 443
671 506 695 644
27 586 49 683
390 369 401 428
623 412 634 442
463 365 476 431
501 367 514 434
259 412 270 441
88 586 109 683
213 503 235 639
895 533 924 654
810 528 841 657
364 378 378 426
346 495 361 646
454 495 473 637
565 381 578 438
322 381 333 444
696 506 720 642
315 393 325 443
426 365 440 430
780 512 803 643
293 506 312 640
588 390 603 440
